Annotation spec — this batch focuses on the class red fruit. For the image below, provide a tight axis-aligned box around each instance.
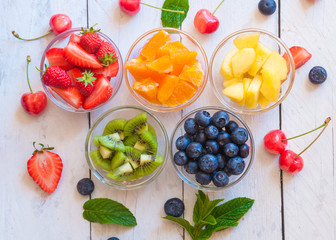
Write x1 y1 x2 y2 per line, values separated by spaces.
67 68 83 86
96 41 118 66
119 0 141 15
46 48 74 71
93 61 119 78
80 25 102 54
27 143 63 193
74 70 97 97
264 130 288 154
41 65 71 88
64 40 103 69
279 150 304 174
82 75 113 109
194 9 220 34
49 14 72 35
283 46 312 70
51 86 84 109
69 33 81 43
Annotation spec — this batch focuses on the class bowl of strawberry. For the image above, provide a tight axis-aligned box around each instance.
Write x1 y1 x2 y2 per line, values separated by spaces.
39 25 123 112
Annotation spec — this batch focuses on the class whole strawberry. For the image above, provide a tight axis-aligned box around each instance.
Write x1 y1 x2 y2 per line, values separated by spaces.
75 70 97 96
27 142 63 193
80 24 102 54
39 65 71 88
96 41 118 66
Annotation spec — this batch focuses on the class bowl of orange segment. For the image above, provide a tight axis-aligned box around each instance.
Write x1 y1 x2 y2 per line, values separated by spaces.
124 28 208 112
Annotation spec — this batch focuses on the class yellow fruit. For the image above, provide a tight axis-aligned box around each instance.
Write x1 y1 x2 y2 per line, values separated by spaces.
223 78 242 88
222 82 244 102
262 50 288 82
233 33 260 49
237 77 252 106
248 43 272 76
260 68 281 102
245 75 262 109
259 92 271 109
231 48 256 77
220 48 239 80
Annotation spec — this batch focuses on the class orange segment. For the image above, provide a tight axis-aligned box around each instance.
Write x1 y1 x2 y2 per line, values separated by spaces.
126 57 161 81
140 30 171 60
179 62 204 87
159 41 198 66
146 56 173 74
157 75 179 104
132 78 159 103
163 80 197 107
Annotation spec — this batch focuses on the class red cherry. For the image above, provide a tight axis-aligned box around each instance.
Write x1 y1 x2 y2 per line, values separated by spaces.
119 0 141 15
264 130 287 154
279 150 304 174
49 14 72 35
194 9 219 34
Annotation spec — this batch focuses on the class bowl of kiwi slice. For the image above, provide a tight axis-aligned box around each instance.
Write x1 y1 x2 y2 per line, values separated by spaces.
85 105 169 190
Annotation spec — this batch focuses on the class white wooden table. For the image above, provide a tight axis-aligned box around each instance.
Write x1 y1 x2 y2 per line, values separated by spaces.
1 0 335 239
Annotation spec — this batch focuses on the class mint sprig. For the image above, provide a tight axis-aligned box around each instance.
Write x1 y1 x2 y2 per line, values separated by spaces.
82 198 137 226
163 191 254 240
161 0 189 28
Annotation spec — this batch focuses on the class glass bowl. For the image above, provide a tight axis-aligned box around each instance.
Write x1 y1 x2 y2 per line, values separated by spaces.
124 27 208 113
170 106 255 191
85 106 169 190
40 27 123 113
209 28 295 114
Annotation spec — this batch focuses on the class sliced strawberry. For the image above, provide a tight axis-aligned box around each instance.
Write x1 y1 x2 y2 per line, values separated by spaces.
42 66 71 88
51 86 84 109
27 144 63 193
69 33 81 44
93 60 119 78
82 75 113 109
283 46 312 71
67 68 83 86
46 48 74 71
63 41 103 69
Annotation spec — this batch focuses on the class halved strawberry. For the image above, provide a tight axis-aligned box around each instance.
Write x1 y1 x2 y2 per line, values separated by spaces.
27 143 63 193
63 41 103 69
93 60 119 78
46 48 74 71
50 86 84 109
283 46 312 70
69 33 81 44
82 75 113 109
67 68 83 86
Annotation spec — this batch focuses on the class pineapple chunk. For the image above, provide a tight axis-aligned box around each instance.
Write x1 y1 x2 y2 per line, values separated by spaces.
248 43 272 76
223 77 242 88
259 93 272 109
260 68 281 102
237 78 252 106
231 48 256 77
222 82 244 102
262 50 288 82
245 75 262 109
220 48 239 80
233 33 261 49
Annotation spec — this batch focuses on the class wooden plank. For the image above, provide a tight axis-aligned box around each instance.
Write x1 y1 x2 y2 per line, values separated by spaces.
0 0 90 240
280 0 335 239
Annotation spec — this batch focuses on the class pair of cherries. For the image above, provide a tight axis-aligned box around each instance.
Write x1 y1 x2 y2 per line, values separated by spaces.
264 118 331 174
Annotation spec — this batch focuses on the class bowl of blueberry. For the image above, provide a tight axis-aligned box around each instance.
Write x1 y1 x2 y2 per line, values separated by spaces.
171 106 254 191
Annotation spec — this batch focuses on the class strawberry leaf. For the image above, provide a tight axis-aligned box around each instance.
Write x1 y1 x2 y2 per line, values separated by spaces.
161 0 189 28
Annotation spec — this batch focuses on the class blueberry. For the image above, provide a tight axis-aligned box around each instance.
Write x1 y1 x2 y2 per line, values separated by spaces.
107 238 119 240
239 144 250 158
231 127 249 145
216 153 227 169
212 111 230 128
186 142 203 159
223 143 239 158
216 131 231 148
175 136 191 151
225 157 245 175
174 151 188 166
198 154 218 173
194 131 207 145
164 198 185 217
195 171 212 185
205 140 219 154
309 66 327 84
225 121 239 134
258 0 277 15
77 178 94 195
184 118 198 136
212 171 229 187
205 125 219 140
195 110 212 127
184 161 198 174
184 132 194 141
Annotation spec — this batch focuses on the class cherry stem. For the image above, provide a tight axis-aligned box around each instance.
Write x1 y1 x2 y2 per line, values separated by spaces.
26 56 33 94
140 2 185 14
213 0 226 15
282 121 328 141
12 29 53 41
295 117 331 158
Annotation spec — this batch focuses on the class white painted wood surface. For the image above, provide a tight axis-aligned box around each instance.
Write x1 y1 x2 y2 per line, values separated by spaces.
0 0 334 240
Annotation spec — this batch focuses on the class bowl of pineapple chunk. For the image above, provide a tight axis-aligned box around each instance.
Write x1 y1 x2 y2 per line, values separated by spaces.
209 28 295 114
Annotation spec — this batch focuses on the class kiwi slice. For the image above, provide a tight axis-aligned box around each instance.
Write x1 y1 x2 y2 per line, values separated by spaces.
89 150 112 171
92 136 100 148
134 131 158 154
124 112 148 137
99 146 113 159
111 151 127 170
124 146 142 169
134 154 163 177
106 162 136 181
147 124 157 139
99 133 125 152
103 119 127 139
124 135 140 147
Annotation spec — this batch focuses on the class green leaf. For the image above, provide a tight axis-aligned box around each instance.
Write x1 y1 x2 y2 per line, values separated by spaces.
200 215 217 225
82 198 137 226
163 216 194 238
197 229 215 240
206 219 238 232
161 0 189 28
193 192 204 224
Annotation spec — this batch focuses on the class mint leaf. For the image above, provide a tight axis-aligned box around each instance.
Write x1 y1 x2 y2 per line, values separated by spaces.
206 219 238 232
163 216 194 238
200 215 217 225
161 0 189 28
83 198 137 226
